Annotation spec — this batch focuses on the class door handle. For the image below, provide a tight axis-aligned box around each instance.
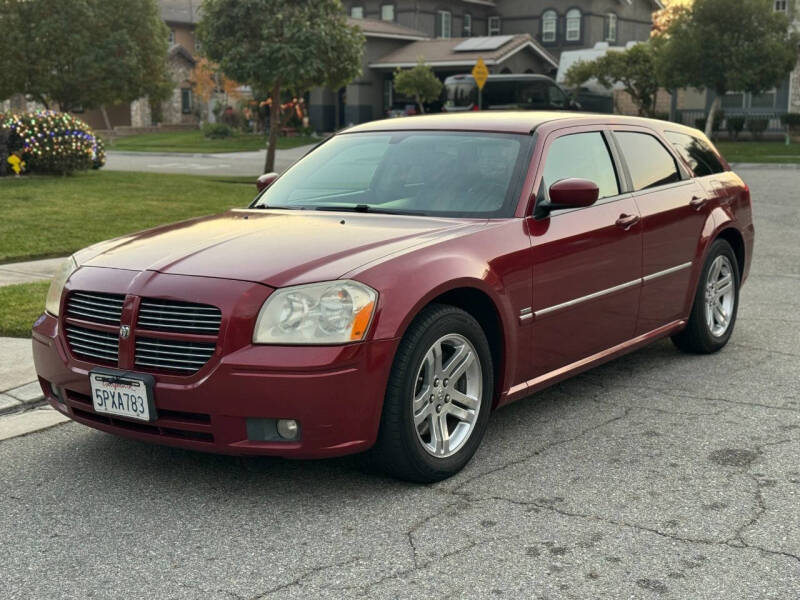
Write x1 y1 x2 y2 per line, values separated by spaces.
615 213 640 230
689 196 707 210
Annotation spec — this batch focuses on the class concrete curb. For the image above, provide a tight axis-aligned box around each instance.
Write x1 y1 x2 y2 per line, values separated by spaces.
729 162 800 170
0 381 46 416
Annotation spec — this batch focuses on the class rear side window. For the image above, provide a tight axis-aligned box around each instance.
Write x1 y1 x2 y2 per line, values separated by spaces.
615 132 682 191
664 131 725 177
541 132 619 200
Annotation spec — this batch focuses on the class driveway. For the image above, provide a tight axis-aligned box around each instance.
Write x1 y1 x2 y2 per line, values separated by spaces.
1 167 798 599
104 145 316 177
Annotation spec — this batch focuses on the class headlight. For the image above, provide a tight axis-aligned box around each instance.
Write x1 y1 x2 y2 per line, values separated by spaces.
253 280 377 345
45 256 78 317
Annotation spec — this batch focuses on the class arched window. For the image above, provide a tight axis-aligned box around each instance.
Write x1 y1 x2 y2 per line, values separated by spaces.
542 10 557 43
566 8 581 42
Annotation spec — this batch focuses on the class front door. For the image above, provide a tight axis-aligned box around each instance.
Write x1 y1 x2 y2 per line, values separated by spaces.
528 128 643 380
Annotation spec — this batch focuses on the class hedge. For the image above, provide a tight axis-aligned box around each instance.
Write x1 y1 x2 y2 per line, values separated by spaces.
0 111 105 176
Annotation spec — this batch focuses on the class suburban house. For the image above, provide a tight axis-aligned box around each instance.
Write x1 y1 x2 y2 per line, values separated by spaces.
311 0 663 130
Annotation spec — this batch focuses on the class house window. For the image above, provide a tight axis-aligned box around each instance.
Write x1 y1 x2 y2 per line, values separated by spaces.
488 16 501 36
751 91 776 108
168 29 176 45
605 13 617 42
774 0 788 11
181 89 192 114
566 9 581 41
542 10 557 43
437 10 452 38
381 4 395 21
463 13 472 37
350 6 364 18
721 92 745 109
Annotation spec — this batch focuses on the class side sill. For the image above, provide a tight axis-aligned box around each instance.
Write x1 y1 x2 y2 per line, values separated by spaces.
498 319 687 408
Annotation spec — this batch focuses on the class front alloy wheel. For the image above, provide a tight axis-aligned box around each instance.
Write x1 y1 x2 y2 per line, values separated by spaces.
413 333 482 458
371 304 493 483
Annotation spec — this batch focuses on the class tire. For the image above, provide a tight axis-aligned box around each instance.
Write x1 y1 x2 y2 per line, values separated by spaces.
370 304 494 483
672 238 740 354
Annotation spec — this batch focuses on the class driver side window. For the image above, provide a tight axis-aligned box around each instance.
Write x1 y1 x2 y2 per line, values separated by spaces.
541 132 620 201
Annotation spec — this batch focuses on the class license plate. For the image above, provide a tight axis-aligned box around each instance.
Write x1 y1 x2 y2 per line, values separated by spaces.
89 369 156 422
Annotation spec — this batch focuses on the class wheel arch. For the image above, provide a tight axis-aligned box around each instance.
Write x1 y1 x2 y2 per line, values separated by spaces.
389 280 511 411
714 226 746 279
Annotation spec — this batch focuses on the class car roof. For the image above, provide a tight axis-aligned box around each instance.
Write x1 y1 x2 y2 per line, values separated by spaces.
444 73 555 83
344 111 694 136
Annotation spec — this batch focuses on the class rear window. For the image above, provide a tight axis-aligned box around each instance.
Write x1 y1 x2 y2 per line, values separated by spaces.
664 131 725 177
615 132 682 191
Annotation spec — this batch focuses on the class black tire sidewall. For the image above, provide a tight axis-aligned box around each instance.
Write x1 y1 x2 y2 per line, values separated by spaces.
386 306 494 480
690 239 740 351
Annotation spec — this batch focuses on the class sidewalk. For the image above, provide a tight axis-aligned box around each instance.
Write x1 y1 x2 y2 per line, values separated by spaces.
0 256 65 286
1 259 70 437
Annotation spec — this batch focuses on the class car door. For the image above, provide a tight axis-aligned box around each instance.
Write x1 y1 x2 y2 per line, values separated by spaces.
527 127 643 381
610 128 709 335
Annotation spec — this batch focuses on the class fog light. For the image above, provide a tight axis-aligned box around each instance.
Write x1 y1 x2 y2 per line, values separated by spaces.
277 419 299 440
50 382 62 403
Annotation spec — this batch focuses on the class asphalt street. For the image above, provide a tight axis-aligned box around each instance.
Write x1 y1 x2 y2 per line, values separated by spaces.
1 167 798 599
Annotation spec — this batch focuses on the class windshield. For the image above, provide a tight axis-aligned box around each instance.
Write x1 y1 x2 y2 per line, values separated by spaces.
252 131 532 218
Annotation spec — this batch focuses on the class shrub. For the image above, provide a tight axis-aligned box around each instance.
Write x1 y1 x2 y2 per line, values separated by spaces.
202 122 234 139
695 110 725 134
0 111 104 175
780 113 800 127
746 118 769 140
726 116 746 141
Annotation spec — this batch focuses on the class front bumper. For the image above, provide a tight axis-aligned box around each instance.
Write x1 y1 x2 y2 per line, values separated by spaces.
32 269 398 458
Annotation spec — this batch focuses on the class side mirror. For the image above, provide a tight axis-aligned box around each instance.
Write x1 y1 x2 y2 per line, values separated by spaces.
256 172 279 192
535 178 599 219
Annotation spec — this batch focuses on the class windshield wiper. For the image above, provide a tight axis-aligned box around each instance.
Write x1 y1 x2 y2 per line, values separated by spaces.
250 205 308 210
314 204 427 216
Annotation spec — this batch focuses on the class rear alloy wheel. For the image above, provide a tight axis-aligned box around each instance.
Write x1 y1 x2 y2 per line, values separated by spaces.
672 238 740 354
371 304 493 483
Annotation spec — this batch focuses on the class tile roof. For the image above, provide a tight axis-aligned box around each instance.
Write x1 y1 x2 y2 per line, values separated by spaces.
346 17 428 40
160 0 201 25
370 34 558 69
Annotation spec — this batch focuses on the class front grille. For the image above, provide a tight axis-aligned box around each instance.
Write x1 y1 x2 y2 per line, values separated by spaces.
66 291 125 324
65 325 119 363
135 337 216 373
137 298 222 334
64 291 221 376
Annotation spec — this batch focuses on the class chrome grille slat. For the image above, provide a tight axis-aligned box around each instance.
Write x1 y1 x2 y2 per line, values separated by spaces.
65 325 119 363
135 337 216 373
137 299 222 336
133 360 198 371
66 291 125 326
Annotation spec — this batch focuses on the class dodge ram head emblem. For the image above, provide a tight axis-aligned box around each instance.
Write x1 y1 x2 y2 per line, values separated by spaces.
119 325 130 340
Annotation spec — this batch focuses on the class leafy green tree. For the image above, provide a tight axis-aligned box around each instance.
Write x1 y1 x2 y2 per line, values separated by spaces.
657 0 798 137
564 43 661 117
393 60 443 114
199 0 365 173
0 0 172 122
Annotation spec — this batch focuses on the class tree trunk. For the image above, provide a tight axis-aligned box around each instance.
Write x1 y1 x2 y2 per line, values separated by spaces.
416 94 425 114
705 95 720 138
264 81 281 174
100 105 112 131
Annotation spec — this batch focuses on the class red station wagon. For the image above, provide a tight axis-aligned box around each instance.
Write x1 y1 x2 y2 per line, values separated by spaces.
32 113 754 482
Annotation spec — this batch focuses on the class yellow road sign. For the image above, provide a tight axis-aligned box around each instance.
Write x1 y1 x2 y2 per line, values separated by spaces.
472 57 489 90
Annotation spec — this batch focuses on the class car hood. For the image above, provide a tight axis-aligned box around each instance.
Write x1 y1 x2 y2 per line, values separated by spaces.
77 209 482 288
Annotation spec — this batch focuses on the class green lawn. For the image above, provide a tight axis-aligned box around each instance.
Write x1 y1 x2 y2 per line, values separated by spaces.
108 130 318 153
715 141 800 164
0 281 49 337
0 170 256 264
